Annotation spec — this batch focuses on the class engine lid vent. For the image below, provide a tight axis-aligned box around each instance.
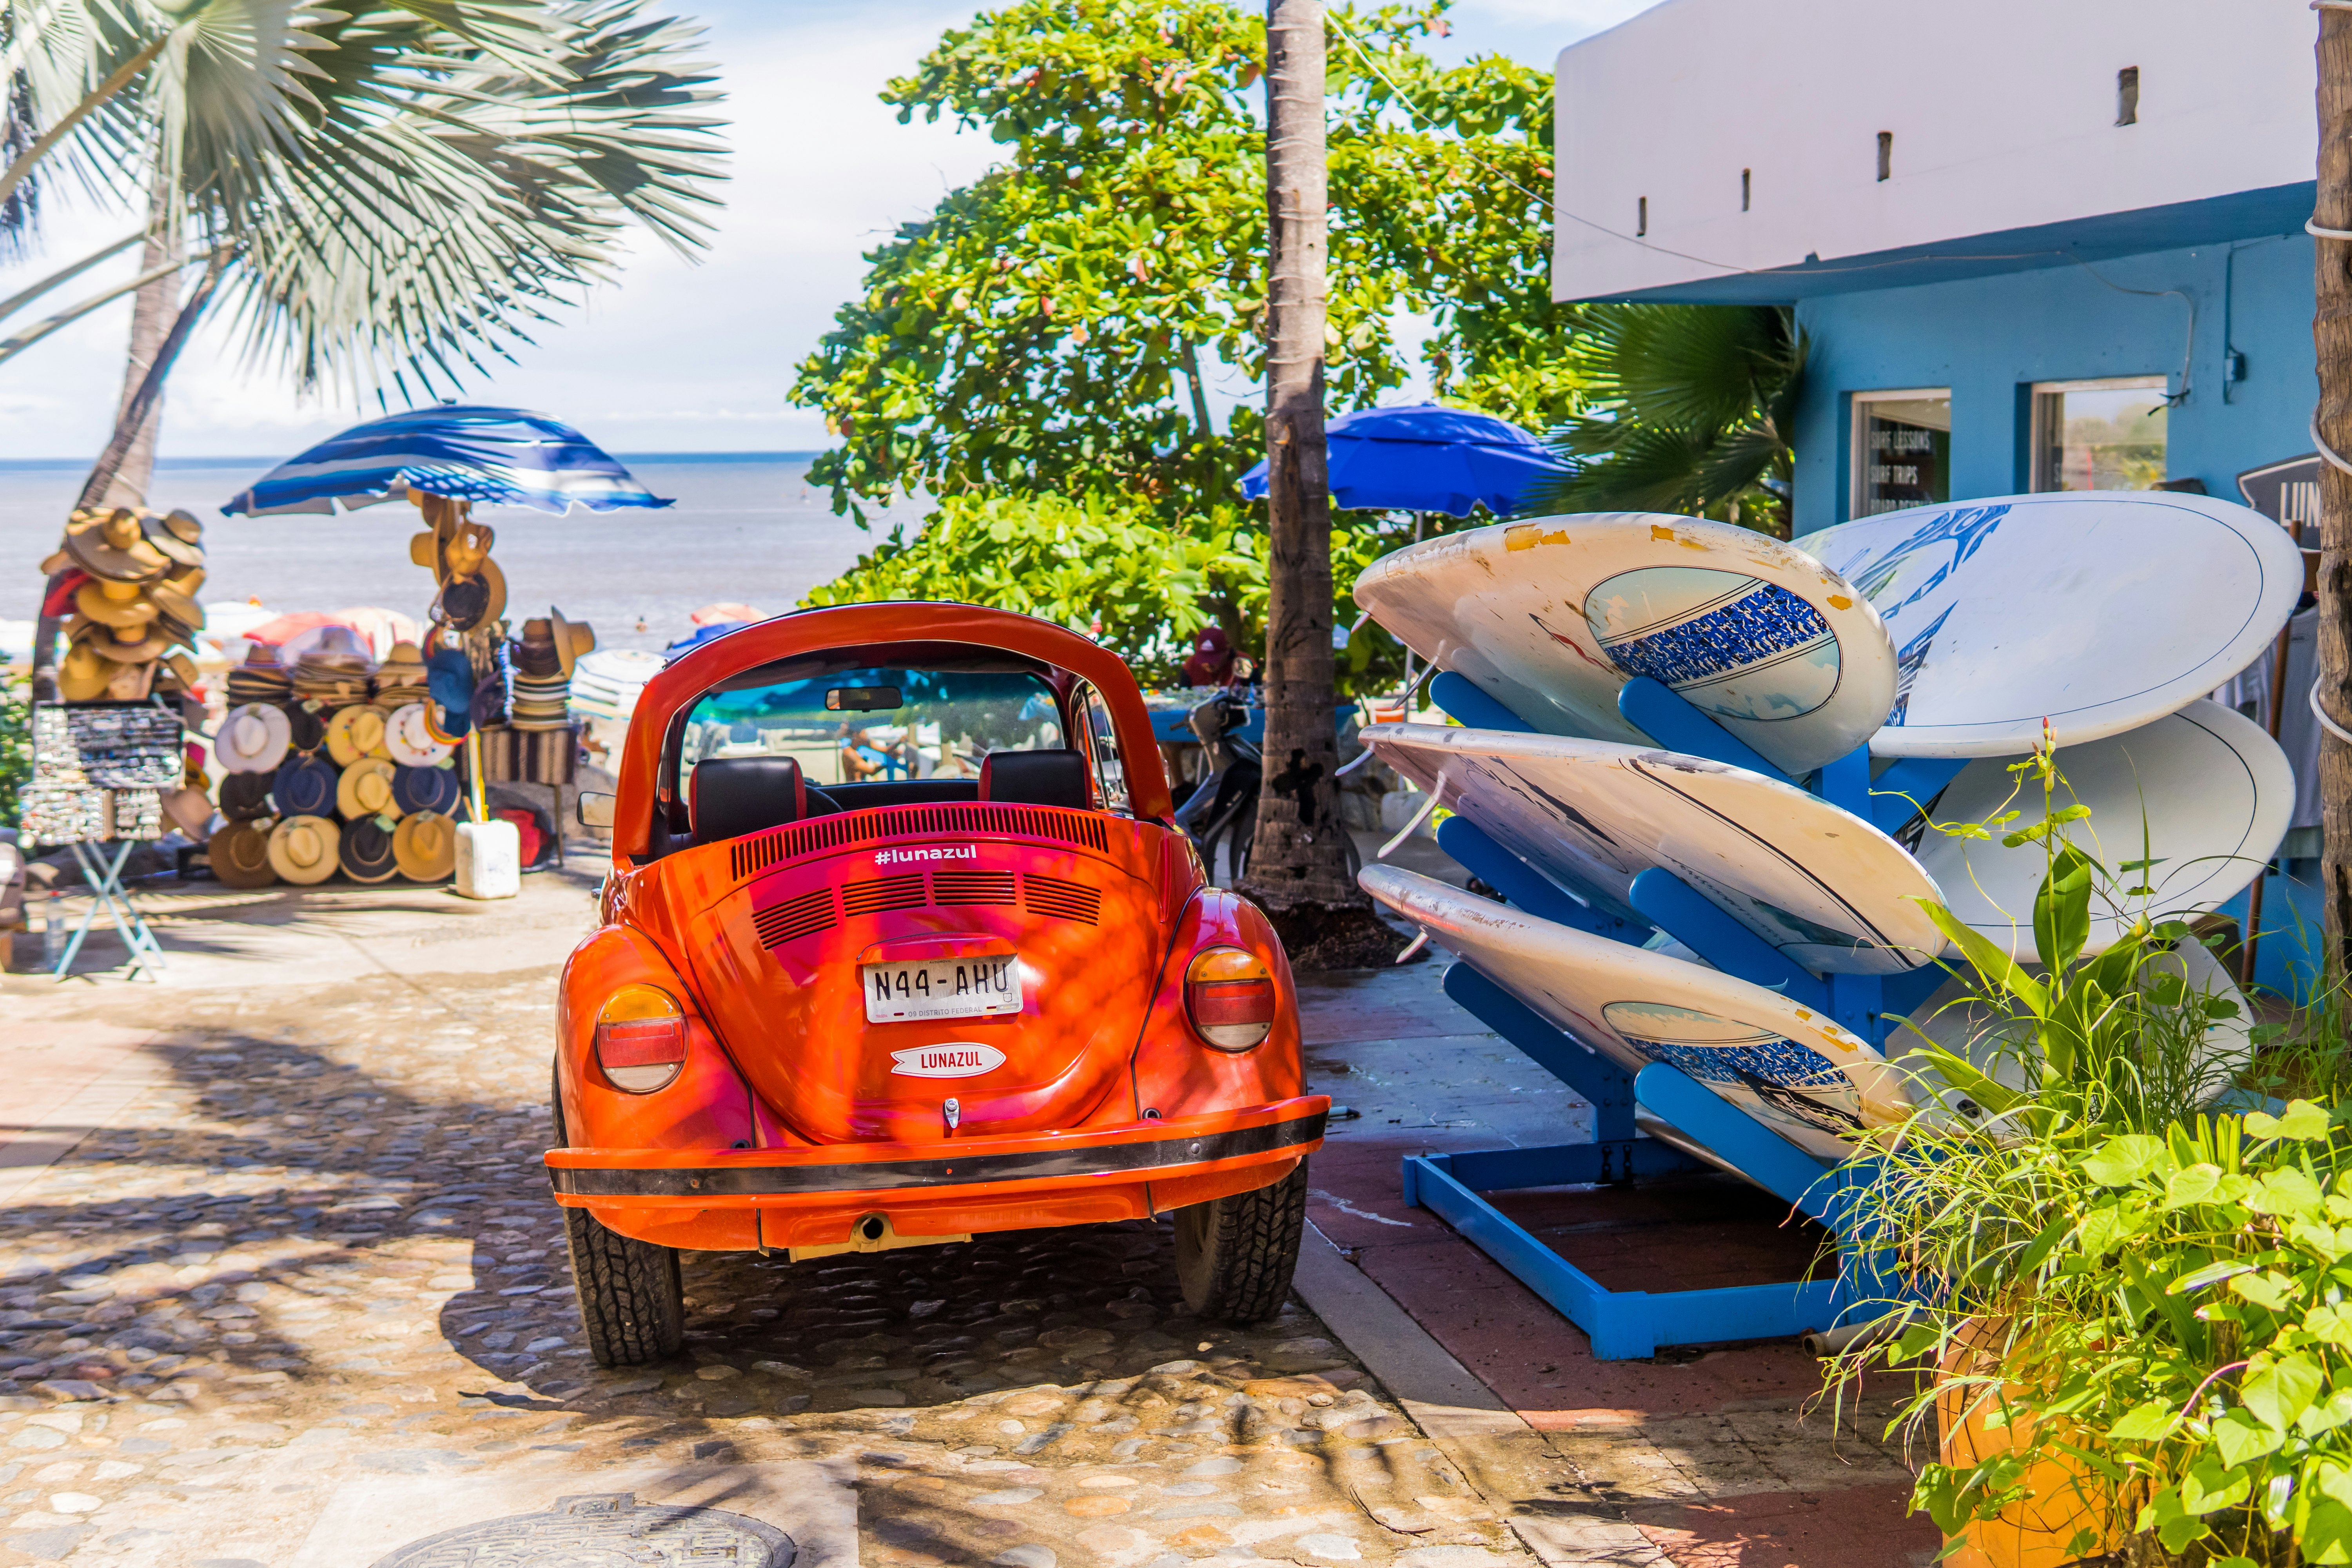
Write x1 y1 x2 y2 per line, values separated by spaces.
1022 873 1101 925
754 887 837 949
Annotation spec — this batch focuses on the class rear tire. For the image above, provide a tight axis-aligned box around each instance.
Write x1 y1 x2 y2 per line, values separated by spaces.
564 1204 685 1368
1174 1158 1309 1323
552 1060 684 1367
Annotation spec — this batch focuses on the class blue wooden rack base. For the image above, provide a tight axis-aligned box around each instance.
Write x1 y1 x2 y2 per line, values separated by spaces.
1394 671 1958 1359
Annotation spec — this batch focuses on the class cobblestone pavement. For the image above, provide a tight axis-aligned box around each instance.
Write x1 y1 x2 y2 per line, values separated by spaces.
0 967 1539 1568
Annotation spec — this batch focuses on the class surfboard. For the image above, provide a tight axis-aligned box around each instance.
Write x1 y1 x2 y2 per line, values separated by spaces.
1795 491 2305 758
1905 699 2292 958
1366 722 1945 975
1352 513 1897 775
1362 864 1911 1161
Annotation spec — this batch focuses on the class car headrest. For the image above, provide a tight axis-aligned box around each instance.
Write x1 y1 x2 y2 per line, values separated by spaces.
691 755 808 844
978 748 1091 810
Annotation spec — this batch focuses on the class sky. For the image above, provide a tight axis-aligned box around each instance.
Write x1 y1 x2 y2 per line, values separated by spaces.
0 0 1662 463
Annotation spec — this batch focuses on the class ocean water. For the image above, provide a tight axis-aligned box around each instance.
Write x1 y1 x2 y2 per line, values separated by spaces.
0 454 918 656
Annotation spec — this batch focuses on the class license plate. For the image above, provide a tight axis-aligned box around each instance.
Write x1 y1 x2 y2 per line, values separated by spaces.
862 955 1024 1023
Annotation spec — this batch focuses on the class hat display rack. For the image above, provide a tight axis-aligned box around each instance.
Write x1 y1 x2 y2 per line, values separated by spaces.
198 488 594 889
18 506 223 979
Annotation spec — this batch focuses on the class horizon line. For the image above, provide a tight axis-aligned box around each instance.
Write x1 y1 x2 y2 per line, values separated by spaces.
0 450 828 470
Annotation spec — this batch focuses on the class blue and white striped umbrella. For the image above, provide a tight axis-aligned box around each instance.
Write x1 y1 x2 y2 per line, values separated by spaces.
221 405 673 518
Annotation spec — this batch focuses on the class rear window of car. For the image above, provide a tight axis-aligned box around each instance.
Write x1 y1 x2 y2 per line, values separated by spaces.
681 667 1065 788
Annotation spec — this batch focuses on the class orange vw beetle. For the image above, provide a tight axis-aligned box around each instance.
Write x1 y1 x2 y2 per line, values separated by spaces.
551 603 1327 1366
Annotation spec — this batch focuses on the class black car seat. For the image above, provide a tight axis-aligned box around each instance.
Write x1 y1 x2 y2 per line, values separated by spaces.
691 755 809 844
978 749 1092 809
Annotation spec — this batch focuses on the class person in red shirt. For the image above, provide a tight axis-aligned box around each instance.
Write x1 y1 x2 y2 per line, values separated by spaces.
1180 626 1237 687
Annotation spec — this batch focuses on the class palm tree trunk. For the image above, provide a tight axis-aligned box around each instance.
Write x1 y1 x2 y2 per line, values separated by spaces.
86 221 180 509
1243 0 1386 963
2318 5 2352 974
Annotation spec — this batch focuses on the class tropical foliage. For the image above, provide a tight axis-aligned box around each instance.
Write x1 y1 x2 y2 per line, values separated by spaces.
0 0 728 400
789 0 1566 688
1824 737 2352 1564
1524 303 1804 537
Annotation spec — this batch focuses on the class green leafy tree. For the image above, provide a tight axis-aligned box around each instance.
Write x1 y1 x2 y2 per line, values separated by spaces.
790 0 1567 688
1524 303 1805 537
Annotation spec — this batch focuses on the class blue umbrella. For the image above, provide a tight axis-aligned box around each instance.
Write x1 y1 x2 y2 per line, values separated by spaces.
1237 404 1564 517
221 405 673 517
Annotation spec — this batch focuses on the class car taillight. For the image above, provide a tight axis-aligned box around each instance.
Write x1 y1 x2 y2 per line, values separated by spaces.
594 985 688 1093
1185 947 1276 1050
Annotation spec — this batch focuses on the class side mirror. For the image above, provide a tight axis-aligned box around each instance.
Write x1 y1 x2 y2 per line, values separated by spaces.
577 791 616 829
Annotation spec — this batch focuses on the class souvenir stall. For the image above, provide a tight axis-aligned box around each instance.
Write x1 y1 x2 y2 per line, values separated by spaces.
207 406 672 891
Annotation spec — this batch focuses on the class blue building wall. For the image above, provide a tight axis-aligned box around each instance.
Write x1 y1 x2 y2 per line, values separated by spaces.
1791 234 2316 534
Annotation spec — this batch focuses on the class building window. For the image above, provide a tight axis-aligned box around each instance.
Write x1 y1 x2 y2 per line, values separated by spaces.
1876 131 1892 181
2030 377 2167 492
2116 66 2139 125
1740 169 1751 211
1851 390 1951 517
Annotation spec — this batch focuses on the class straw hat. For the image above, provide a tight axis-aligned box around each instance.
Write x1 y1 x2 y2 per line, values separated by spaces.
393 811 458 882
74 580 158 629
209 821 278 888
62 508 168 583
71 615 174 666
390 762 463 818
337 757 398 820
216 704 293 774
273 753 340 818
267 815 341 885
338 817 400 883
150 578 204 630
162 787 214 840
219 771 277 820
436 558 507 632
138 511 204 570
443 519 495 581
55 640 114 701
385 702 455 767
325 705 391 768
549 607 596 677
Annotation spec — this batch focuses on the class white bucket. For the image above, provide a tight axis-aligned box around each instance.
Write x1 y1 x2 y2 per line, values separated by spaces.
454 819 520 900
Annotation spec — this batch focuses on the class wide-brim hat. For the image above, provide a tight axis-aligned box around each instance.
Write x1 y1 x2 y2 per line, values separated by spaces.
549 606 596 677
385 703 456 768
426 647 475 711
162 786 215 840
151 579 204 629
138 512 205 570
285 704 329 755
217 704 293 773
220 770 277 820
273 753 340 818
71 616 174 665
338 817 400 883
63 509 168 583
325 705 391 768
267 815 341 885
74 580 158 629
292 623 374 665
209 821 278 888
435 557 507 632
336 757 398 821
390 762 463 818
160 508 203 546
56 641 113 701
393 811 458 882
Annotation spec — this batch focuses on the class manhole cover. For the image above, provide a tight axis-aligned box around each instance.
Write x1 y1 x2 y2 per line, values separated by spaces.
372 1492 795 1567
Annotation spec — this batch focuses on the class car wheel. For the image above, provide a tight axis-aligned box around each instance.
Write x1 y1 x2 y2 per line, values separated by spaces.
563 1205 686 1368
1173 1158 1308 1323
551 1062 684 1367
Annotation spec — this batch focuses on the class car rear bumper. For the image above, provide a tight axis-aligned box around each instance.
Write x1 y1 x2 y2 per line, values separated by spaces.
544 1096 1329 1208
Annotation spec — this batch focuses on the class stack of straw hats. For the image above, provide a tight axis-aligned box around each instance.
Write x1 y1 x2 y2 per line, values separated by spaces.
289 625 375 710
44 506 207 703
372 641 429 705
508 612 594 730
225 643 293 706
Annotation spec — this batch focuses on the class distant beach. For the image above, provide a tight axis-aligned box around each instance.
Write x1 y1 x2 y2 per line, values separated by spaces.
0 453 921 655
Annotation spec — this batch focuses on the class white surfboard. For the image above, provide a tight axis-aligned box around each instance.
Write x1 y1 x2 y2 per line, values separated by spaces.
1353 514 1897 775
1905 699 2291 958
1362 865 1911 1161
1795 491 2305 758
1366 722 1945 975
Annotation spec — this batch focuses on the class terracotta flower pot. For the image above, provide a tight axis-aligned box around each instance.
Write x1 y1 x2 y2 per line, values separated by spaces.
1936 1319 2129 1568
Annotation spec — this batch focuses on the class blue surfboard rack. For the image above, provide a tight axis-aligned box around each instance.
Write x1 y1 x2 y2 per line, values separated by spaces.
1396 670 1962 1358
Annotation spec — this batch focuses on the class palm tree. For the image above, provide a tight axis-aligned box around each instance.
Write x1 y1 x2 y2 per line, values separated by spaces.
1524 303 1807 538
2 0 728 502
1 0 726 697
